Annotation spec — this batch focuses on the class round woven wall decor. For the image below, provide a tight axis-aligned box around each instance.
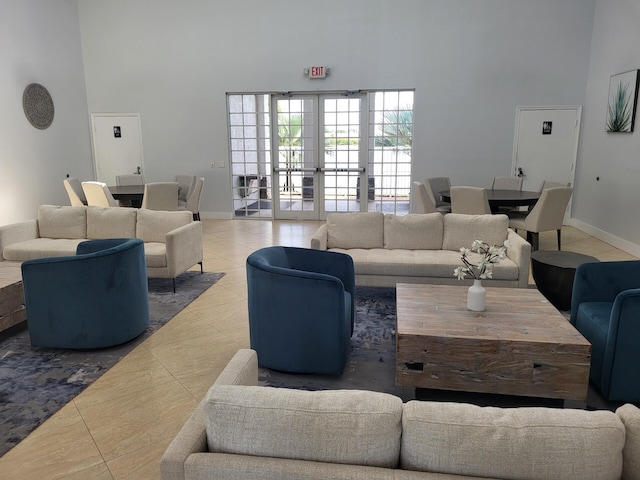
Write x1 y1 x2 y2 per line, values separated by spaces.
23 83 54 130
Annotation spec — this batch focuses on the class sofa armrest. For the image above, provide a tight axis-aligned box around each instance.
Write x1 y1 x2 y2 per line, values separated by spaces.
616 403 640 480
165 221 203 277
506 228 531 288
160 349 258 480
310 224 328 250
0 219 38 261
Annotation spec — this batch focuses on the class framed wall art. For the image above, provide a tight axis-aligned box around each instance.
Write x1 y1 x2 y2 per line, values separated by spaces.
606 69 639 133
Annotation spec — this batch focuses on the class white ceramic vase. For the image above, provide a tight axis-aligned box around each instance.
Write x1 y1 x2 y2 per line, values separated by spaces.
467 279 486 312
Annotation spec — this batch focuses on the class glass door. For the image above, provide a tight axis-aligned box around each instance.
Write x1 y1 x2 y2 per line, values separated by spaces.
271 93 366 220
321 95 366 215
229 90 413 219
272 96 319 220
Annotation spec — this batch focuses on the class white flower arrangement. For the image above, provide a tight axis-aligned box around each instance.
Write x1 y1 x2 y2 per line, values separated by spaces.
453 239 511 281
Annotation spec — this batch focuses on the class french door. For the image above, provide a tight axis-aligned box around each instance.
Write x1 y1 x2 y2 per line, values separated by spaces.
228 90 413 219
272 94 366 220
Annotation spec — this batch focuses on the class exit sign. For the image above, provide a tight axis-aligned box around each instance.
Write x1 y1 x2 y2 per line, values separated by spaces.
309 66 326 79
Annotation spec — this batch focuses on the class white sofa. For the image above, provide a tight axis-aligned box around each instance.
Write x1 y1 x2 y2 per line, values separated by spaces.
0 205 203 290
311 212 530 288
161 349 640 480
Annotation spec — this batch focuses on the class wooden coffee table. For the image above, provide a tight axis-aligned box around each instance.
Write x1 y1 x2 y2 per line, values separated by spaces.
395 284 591 401
0 262 26 333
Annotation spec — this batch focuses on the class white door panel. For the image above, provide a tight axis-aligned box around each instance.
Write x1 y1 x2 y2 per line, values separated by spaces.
512 107 580 192
512 106 580 222
91 114 144 185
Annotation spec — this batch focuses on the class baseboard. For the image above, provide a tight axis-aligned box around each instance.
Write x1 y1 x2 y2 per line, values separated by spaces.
568 218 640 258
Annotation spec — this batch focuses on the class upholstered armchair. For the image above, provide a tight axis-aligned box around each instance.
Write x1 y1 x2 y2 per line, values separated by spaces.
21 238 150 349
246 246 355 375
570 260 640 402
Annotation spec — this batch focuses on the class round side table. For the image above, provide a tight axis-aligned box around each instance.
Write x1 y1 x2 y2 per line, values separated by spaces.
530 251 599 311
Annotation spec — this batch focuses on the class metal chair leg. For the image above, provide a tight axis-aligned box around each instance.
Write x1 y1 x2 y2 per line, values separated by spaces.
557 229 562 250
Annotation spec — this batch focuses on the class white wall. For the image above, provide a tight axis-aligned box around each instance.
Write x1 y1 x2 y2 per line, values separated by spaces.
77 0 595 218
573 0 640 253
0 0 93 224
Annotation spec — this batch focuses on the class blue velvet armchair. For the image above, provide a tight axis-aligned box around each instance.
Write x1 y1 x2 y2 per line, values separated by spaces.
246 246 355 375
21 238 150 349
570 260 640 402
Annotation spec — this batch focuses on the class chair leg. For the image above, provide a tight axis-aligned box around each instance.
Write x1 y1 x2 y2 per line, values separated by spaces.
172 278 176 293
531 232 539 251
199 261 203 274
557 229 562 250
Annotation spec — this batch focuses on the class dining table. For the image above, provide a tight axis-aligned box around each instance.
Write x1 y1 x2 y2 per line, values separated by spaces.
108 185 144 207
438 189 540 214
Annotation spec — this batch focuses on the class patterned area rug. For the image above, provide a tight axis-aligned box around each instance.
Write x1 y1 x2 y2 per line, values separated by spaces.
0 271 224 457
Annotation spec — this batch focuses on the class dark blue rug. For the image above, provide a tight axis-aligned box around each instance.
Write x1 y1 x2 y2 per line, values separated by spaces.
0 271 224 457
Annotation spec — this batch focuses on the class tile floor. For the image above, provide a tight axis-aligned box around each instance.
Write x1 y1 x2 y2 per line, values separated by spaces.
0 220 637 479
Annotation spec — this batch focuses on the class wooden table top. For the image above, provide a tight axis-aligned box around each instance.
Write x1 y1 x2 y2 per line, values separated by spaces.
396 283 589 347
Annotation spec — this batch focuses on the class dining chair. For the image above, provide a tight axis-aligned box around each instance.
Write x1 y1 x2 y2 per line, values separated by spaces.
540 180 570 191
82 181 120 207
175 175 197 202
63 177 87 206
411 181 438 214
178 177 204 220
450 186 491 215
425 177 452 214
116 174 145 185
141 182 179 211
508 186 573 251
491 176 523 190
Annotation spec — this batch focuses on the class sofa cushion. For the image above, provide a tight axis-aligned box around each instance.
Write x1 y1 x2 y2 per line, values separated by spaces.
401 401 625 480
442 213 509 252
136 209 192 243
143 242 167 267
204 384 402 468
384 213 443 250
2 238 83 262
37 205 87 239
327 212 384 249
86 206 137 239
329 248 519 281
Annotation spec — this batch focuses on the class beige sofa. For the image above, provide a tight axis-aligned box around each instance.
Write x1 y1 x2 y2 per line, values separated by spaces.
0 205 203 289
161 349 640 480
311 212 531 288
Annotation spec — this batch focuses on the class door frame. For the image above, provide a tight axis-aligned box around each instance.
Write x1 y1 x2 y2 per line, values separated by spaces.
511 105 581 187
270 93 368 220
90 113 145 183
512 106 581 218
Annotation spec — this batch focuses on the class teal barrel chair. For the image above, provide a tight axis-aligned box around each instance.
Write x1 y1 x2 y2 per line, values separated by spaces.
21 238 150 349
246 246 355 375
570 260 640 402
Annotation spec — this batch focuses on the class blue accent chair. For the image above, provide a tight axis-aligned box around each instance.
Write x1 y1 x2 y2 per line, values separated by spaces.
21 238 150 349
570 260 640 402
246 246 355 375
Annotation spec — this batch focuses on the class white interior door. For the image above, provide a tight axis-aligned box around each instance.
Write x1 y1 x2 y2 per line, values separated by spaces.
512 106 581 191
91 113 144 185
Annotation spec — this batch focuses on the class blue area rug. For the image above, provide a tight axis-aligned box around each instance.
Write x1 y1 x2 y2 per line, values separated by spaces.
0 271 224 457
